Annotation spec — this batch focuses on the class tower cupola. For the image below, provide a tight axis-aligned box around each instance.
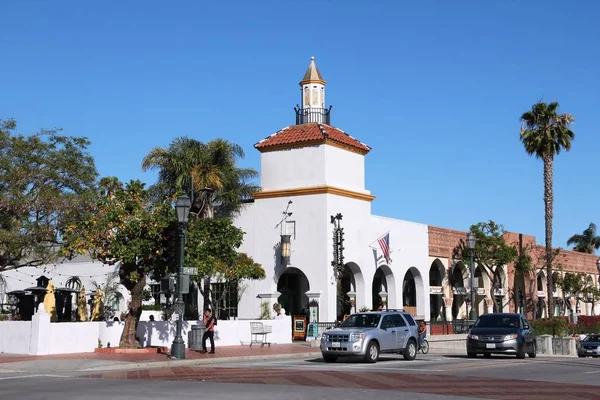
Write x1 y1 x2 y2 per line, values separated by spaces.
295 57 331 125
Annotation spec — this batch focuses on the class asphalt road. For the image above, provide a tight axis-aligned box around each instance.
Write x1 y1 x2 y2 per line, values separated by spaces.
0 376 480 400
3 354 600 400
222 353 600 387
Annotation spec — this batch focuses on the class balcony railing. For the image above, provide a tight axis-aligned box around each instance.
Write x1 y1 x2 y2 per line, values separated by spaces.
294 105 332 125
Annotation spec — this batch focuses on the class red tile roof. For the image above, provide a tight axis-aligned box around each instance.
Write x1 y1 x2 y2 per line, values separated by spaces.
254 123 371 154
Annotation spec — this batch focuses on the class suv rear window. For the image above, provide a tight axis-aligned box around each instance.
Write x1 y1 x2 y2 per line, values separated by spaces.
403 313 416 326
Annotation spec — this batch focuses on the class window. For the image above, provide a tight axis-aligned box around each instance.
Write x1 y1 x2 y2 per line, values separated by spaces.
391 314 407 327
211 280 239 319
285 221 296 239
404 313 416 326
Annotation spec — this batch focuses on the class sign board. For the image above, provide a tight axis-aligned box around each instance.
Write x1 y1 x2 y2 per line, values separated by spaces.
429 286 443 295
183 267 198 275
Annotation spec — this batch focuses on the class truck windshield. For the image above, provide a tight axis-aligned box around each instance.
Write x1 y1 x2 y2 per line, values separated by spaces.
339 314 381 328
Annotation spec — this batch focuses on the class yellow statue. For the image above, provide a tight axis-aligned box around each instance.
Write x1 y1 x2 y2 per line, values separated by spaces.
91 287 104 321
43 279 58 322
77 286 88 322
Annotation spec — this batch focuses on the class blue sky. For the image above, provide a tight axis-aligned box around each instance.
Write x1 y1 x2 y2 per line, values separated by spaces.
2 1 599 250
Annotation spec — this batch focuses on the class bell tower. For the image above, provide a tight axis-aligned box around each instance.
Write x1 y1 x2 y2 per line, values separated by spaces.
295 57 331 125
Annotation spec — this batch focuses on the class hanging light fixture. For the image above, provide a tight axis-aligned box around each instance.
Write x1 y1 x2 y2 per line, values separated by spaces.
281 234 291 265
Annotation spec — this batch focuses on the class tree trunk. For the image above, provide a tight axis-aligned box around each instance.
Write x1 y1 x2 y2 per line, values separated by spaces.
203 277 211 314
543 156 555 317
119 274 146 348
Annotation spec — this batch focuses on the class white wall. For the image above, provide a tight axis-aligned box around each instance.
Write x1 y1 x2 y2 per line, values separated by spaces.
0 321 32 354
323 145 366 192
235 192 430 323
46 322 100 355
260 144 367 192
135 317 292 348
261 146 325 190
235 194 329 320
0 317 292 355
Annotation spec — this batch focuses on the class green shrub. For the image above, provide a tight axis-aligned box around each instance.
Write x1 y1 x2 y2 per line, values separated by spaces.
530 317 572 337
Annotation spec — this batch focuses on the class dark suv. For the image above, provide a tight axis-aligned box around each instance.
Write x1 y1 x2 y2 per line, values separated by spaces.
466 313 536 359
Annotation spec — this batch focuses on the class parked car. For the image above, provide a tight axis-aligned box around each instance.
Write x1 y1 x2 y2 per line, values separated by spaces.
577 334 600 357
466 313 536 359
320 310 420 363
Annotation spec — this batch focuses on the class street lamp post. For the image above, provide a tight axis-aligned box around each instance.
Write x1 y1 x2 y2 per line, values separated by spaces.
466 232 477 321
170 195 191 360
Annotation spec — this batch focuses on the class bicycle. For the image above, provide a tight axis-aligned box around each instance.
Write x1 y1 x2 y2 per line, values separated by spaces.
419 338 429 354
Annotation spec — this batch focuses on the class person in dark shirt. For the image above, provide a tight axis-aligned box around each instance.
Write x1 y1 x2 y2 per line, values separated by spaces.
201 309 216 354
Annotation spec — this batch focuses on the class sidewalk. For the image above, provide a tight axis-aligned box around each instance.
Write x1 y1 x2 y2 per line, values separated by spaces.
0 343 321 374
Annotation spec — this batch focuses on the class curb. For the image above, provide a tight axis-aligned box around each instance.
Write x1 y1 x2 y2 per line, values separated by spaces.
78 351 324 372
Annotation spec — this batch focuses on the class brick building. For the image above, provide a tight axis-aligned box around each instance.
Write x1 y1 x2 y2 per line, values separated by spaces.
428 226 600 322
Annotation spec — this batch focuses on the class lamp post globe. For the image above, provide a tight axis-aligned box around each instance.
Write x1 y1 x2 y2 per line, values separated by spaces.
171 195 191 359
466 232 477 321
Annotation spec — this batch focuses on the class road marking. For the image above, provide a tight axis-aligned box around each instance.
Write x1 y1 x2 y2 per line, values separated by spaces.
440 360 546 371
583 370 600 375
0 374 68 381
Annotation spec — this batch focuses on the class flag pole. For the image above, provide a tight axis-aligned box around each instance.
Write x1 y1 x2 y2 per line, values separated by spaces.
369 231 389 248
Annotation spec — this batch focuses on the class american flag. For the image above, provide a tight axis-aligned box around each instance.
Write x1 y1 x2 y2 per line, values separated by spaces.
378 233 391 264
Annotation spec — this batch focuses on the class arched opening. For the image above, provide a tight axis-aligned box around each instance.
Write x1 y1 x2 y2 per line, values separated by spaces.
493 267 507 313
552 272 561 316
536 271 546 319
403 267 423 317
429 259 445 321
343 262 365 314
372 265 395 310
584 275 594 316
475 266 487 315
451 262 467 320
338 264 353 320
277 267 310 317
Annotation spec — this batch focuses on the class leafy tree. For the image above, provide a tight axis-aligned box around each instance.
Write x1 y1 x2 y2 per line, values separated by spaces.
553 271 598 316
184 218 265 315
453 221 518 313
142 137 260 310
63 180 175 348
0 118 98 272
567 222 600 254
520 101 575 317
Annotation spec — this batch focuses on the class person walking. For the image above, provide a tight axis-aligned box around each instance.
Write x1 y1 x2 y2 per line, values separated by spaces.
201 309 216 354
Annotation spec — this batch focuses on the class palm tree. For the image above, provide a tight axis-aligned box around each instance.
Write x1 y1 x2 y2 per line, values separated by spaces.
567 223 600 254
520 101 575 317
98 176 123 199
141 137 259 218
91 271 124 320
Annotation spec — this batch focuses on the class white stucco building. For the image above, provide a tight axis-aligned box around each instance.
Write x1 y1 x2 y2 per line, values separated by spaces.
234 57 430 323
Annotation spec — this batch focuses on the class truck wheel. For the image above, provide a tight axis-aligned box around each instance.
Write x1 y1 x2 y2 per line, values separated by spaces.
364 341 379 363
403 339 417 361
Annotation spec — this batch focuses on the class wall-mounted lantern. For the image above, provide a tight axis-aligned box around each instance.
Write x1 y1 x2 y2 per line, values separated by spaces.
379 289 388 311
281 234 291 265
347 290 356 313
